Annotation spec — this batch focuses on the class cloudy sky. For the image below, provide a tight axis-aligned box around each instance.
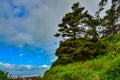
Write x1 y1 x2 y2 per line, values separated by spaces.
0 0 105 77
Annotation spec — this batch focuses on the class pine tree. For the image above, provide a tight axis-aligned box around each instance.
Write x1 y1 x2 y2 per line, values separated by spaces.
54 3 90 40
98 0 120 37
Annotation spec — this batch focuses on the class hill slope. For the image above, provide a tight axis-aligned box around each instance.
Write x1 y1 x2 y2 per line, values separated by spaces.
43 34 120 80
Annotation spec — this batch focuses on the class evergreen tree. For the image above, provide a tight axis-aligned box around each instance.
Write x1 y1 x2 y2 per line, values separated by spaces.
98 0 120 37
81 15 102 42
54 3 90 40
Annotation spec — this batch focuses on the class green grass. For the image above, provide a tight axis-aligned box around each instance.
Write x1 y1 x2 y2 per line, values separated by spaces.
44 54 120 80
43 34 120 80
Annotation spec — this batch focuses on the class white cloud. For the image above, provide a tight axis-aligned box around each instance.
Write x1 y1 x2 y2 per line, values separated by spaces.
41 65 50 68
19 53 24 58
18 65 33 70
8 33 34 47
0 0 79 46
0 0 103 42
79 0 111 16
0 0 81 64
0 62 15 69
0 0 107 67
0 62 50 77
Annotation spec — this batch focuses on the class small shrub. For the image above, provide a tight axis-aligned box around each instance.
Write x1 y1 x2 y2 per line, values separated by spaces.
0 70 12 80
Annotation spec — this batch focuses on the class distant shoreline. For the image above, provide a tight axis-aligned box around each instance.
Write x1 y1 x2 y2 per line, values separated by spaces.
11 75 42 80
10 74 43 78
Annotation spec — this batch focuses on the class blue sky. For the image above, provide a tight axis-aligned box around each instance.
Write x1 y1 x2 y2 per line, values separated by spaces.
0 0 103 77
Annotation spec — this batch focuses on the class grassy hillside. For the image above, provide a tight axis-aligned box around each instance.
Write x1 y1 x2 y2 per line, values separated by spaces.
43 34 120 80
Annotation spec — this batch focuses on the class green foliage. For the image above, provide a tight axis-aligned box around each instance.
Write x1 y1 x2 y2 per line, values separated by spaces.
98 0 120 37
53 38 106 66
54 0 120 66
45 0 120 79
44 54 120 80
100 33 120 44
53 0 120 66
43 33 120 80
52 54 73 65
0 70 12 80
54 2 100 40
34 76 43 80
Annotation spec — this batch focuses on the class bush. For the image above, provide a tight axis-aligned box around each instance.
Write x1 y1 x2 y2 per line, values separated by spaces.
54 38 106 65
44 54 120 80
0 70 12 80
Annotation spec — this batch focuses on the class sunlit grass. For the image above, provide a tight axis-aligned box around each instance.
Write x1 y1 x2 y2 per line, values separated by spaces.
43 34 120 80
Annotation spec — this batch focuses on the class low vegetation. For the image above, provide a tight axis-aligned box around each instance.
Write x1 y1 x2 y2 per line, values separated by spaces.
12 76 43 80
0 70 12 80
43 34 120 80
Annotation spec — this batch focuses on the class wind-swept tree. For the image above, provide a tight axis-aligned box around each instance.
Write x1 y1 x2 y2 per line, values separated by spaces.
81 14 102 42
54 3 90 40
98 0 120 37
53 1 110 65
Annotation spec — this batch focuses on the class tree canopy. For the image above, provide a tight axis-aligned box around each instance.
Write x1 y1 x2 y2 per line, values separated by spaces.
54 3 89 40
53 0 120 65
98 0 120 36
55 0 120 41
